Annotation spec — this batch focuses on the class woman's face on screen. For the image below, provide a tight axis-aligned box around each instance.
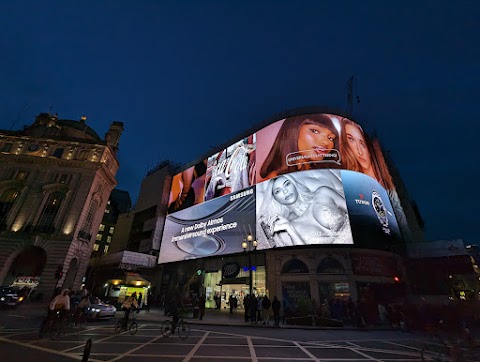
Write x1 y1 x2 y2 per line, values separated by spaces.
297 123 336 161
272 176 298 205
345 124 371 171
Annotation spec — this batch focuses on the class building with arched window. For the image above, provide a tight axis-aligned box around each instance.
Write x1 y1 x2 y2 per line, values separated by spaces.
136 107 424 324
0 113 123 299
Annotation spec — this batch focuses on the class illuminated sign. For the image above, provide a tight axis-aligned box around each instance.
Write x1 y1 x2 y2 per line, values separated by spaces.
159 112 406 264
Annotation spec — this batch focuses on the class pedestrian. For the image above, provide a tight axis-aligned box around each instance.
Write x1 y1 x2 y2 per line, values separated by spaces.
145 292 150 312
244 294 250 322
257 296 263 322
198 294 206 320
262 295 271 325
272 296 281 326
137 292 143 312
229 294 235 314
250 295 258 324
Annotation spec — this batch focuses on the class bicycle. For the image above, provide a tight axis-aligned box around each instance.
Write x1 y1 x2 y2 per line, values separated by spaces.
39 310 72 340
161 314 190 339
420 321 480 361
114 313 138 335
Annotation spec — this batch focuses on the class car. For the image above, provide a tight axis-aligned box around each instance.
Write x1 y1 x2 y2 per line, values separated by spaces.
85 297 117 320
0 287 24 308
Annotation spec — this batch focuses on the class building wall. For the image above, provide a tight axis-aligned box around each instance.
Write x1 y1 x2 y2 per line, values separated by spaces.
0 115 122 298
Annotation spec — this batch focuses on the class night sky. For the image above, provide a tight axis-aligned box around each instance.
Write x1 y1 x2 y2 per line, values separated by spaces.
1 1 478 244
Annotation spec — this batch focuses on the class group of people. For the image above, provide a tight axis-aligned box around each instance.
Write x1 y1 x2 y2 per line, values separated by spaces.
47 288 92 325
243 294 281 326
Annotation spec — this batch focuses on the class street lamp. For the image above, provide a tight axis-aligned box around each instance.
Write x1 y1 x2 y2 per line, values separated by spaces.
242 233 257 297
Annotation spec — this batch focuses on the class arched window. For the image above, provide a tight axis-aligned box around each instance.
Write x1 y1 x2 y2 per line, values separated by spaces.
0 188 20 226
281 259 309 274
37 192 64 232
317 257 346 274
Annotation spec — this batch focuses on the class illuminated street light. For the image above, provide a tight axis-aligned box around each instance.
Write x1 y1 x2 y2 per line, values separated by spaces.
242 233 257 297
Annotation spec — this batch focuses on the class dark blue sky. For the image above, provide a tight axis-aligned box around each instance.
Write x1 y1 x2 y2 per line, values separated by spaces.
1 1 478 244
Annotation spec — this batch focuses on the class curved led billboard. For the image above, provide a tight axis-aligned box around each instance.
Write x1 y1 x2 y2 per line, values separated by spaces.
159 113 405 264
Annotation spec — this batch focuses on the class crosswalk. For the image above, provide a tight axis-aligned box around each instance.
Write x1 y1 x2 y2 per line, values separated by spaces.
0 323 426 361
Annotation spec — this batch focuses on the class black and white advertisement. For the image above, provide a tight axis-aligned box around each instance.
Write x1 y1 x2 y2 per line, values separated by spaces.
255 169 354 249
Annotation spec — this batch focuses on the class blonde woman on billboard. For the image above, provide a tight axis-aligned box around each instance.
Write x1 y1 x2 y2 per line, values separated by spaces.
258 172 352 247
259 114 340 181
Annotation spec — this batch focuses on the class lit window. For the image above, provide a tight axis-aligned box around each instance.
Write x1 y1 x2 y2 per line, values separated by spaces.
109 227 115 234
99 224 105 232
93 243 99 251
96 234 102 241
15 170 28 180
104 245 109 253
104 208 110 214
107 236 112 243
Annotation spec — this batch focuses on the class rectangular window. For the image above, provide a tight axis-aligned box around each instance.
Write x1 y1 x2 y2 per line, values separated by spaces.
106 236 112 243
53 148 64 158
104 245 109 253
99 224 105 232
1 143 13 153
15 170 28 180
96 234 102 241
109 227 115 234
58 174 70 184
93 243 99 251
78 150 89 161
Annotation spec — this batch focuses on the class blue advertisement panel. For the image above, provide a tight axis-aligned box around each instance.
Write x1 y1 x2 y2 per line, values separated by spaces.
341 170 401 247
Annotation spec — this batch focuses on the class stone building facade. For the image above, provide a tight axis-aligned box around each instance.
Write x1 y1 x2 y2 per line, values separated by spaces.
0 113 123 299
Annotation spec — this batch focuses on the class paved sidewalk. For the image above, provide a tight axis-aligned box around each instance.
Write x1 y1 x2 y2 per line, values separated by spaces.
134 307 391 331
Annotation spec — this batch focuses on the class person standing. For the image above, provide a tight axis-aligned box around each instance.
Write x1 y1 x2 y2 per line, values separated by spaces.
198 294 206 320
137 292 143 312
229 294 235 314
262 295 271 325
244 294 250 322
272 296 281 326
250 295 258 324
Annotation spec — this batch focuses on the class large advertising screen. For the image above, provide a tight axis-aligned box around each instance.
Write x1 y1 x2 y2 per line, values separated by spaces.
160 113 406 264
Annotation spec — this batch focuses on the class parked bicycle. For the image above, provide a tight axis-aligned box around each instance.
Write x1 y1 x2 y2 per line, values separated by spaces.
114 313 138 335
161 313 190 339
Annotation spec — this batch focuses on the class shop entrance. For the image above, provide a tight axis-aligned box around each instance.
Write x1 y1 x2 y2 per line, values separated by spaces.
203 266 267 310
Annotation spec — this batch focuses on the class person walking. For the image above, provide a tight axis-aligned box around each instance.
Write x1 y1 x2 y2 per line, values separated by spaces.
198 294 206 320
272 296 281 326
262 295 271 325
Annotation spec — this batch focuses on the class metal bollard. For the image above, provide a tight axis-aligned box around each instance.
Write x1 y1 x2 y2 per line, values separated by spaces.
82 338 92 362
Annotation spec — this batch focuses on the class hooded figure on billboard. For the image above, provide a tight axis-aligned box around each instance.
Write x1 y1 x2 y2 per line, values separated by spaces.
257 170 353 248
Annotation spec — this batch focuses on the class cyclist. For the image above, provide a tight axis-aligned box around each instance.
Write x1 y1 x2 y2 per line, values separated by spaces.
121 292 138 328
166 297 180 333
49 288 71 315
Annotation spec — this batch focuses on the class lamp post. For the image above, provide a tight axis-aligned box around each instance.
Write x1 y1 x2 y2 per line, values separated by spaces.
242 233 257 297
